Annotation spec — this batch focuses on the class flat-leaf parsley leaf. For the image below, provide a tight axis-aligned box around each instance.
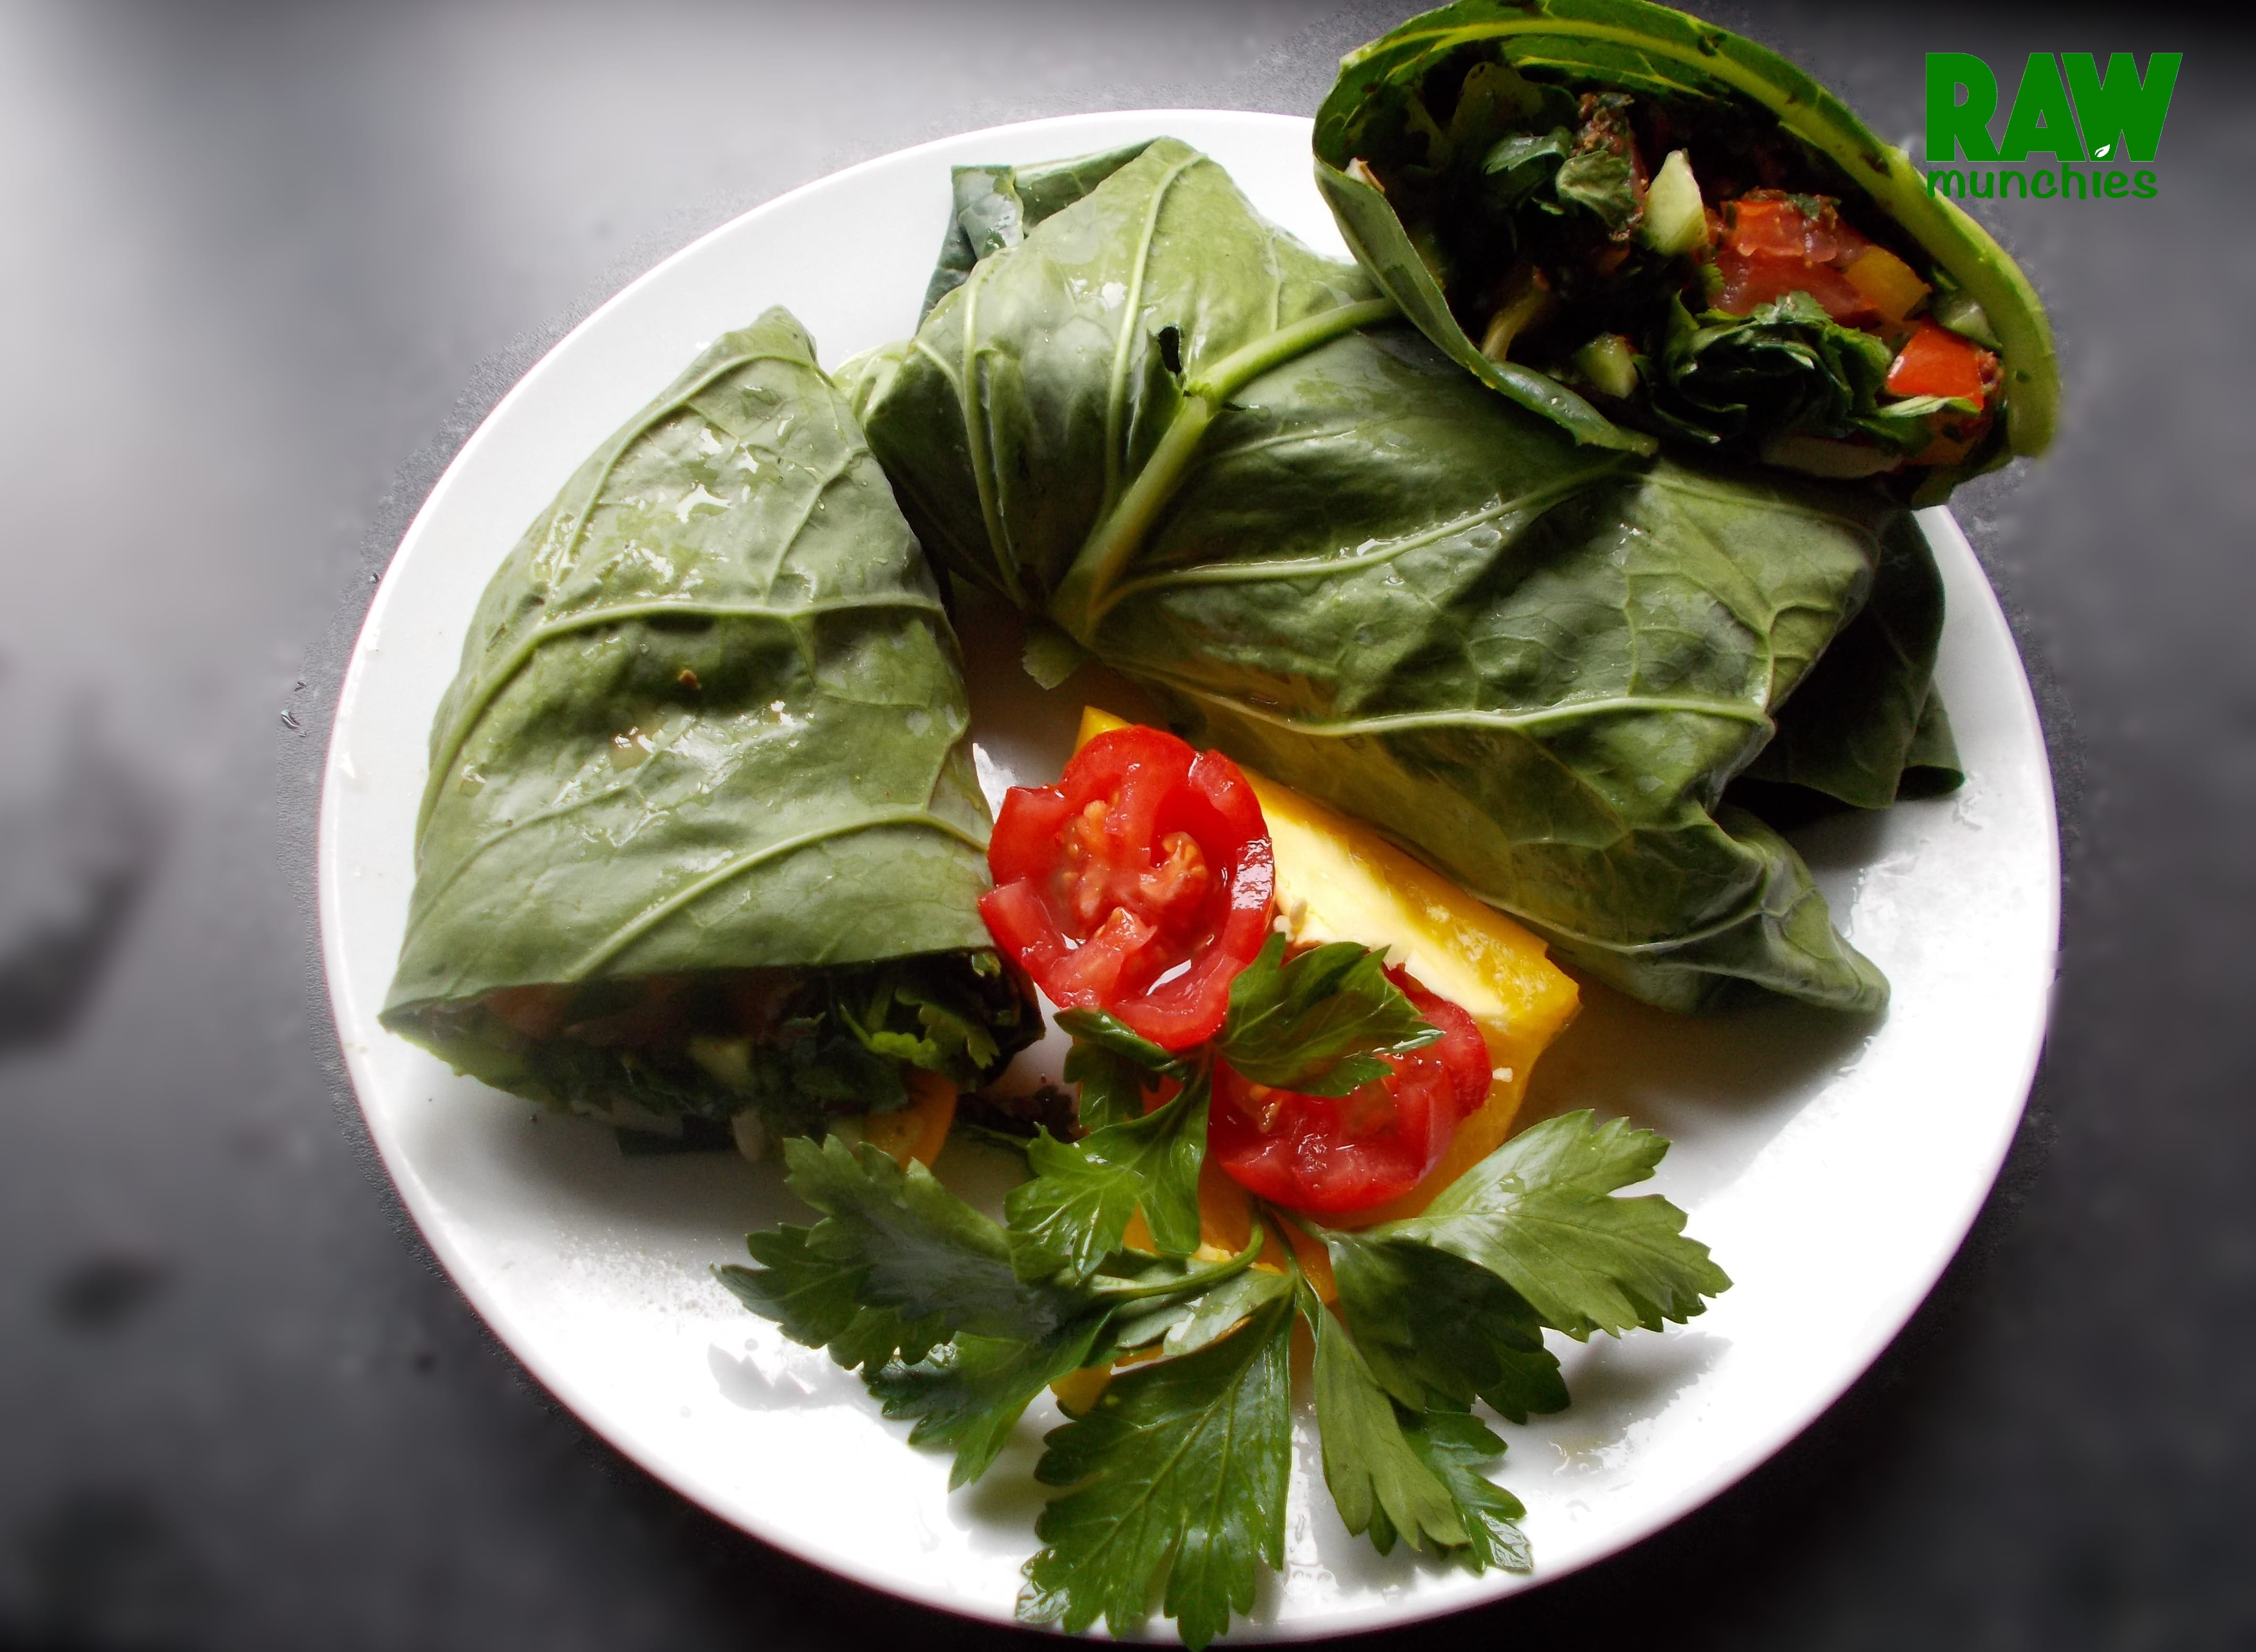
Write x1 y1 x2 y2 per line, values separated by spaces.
1372 1111 1732 1339
1021 1289 1293 1649
1215 937 1439 1097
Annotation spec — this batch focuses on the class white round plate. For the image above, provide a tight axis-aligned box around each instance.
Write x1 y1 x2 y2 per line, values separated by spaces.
318 111 2058 1640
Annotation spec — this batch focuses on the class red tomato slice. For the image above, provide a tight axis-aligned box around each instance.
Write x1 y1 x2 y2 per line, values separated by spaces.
1207 971 1492 1216
979 725 1273 1049
1886 319 1994 403
1727 193 1823 260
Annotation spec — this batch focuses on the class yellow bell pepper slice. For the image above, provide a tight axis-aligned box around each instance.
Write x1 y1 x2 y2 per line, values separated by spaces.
1075 706 1580 1276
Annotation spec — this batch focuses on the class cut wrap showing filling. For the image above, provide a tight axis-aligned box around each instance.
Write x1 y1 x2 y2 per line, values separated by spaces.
1313 0 2058 498
381 309 1038 1149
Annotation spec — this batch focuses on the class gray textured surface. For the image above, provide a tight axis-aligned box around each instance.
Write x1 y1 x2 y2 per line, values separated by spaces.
1 2 2249 1647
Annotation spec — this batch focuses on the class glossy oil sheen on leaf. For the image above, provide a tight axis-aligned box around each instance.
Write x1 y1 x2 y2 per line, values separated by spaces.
383 309 1020 1107
1150 1266 1295 1360
852 141 1952 1012
921 143 1157 320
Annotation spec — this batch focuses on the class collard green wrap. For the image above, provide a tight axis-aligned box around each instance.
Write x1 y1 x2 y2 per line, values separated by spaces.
384 308 1034 1132
1310 0 2058 499
847 139 1959 1014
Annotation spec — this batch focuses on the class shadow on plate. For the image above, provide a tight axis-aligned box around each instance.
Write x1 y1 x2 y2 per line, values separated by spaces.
1527 976 1878 1126
1534 1331 1730 1471
430 1091 794 1235
430 1081 1042 1247
706 1339 860 1415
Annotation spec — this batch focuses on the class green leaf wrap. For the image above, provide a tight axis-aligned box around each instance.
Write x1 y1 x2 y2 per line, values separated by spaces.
383 308 1033 1122
1311 0 2058 490
854 139 1956 1012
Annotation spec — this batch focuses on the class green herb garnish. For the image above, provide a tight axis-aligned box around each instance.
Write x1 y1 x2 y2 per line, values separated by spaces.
720 960 1728 1646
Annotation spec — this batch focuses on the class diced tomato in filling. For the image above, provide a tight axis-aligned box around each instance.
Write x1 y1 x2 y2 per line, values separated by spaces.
1886 319 1994 402
1697 190 1998 448
1712 189 1881 325
979 725 1273 1050
1714 255 1872 324
1206 970 1492 1215
1727 193 1844 262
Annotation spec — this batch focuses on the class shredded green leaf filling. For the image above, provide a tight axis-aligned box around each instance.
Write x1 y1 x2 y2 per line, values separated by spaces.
403 952 1035 1141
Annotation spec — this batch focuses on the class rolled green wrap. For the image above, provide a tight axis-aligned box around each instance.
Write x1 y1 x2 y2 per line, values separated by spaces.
1311 0 2058 500
846 139 1958 1014
384 308 1035 1136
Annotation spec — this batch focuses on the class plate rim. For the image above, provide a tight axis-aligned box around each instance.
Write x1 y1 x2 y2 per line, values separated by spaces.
316 107 2061 1640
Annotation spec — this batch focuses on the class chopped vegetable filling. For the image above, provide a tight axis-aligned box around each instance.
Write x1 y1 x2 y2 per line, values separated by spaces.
1331 50 2016 485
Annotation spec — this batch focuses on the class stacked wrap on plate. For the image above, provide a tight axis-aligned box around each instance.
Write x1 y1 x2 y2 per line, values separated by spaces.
844 138 1962 1014
383 309 1036 1143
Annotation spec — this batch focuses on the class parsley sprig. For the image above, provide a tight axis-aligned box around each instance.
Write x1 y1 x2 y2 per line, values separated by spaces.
718 941 1729 1646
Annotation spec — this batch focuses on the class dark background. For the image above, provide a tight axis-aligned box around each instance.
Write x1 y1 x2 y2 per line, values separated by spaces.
2 2 2248 1647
